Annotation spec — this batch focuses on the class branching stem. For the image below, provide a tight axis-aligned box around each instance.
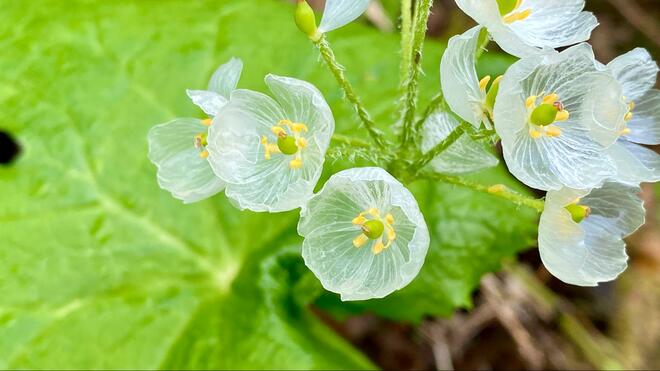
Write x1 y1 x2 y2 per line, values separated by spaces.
314 36 388 150
412 126 464 170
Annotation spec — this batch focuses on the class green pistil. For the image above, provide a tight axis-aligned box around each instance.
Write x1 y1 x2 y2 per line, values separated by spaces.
530 104 559 126
362 220 384 239
565 204 591 224
277 135 298 155
497 0 518 15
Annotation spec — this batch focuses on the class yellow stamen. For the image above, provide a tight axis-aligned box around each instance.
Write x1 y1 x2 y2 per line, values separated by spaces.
628 101 636 111
291 123 309 133
271 126 286 136
297 137 307 149
278 119 293 126
353 234 368 248
555 110 570 122
199 150 209 159
289 158 303 169
525 96 537 109
479 76 491 91
201 118 213 126
372 240 385 255
529 128 542 139
368 208 380 217
385 213 394 225
620 127 631 136
503 9 531 24
352 215 367 225
545 126 562 137
542 93 559 105
624 112 633 121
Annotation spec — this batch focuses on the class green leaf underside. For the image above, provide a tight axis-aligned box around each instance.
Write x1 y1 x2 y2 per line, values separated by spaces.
0 0 532 368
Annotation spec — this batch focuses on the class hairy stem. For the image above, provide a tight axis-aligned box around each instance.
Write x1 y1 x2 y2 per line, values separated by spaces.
413 126 464 170
331 133 372 148
399 0 433 150
420 172 545 212
399 0 414 86
314 36 388 150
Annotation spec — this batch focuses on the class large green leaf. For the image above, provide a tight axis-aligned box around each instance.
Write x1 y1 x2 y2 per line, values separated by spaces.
0 0 379 368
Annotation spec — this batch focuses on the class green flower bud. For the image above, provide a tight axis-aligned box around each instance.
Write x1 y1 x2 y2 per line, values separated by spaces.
530 103 559 126
362 219 384 240
565 203 591 224
485 76 502 113
497 0 518 15
295 0 320 41
277 135 299 155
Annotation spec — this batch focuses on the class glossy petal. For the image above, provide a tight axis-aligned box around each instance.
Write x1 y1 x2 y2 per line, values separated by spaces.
298 167 430 301
186 58 243 116
148 118 225 203
207 75 333 212
607 48 658 102
455 0 597 58
440 26 487 128
608 140 660 184
495 44 626 190
421 111 498 174
539 183 644 286
318 0 370 33
626 89 660 145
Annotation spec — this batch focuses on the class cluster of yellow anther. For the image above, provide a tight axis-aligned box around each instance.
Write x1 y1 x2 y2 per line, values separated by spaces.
620 97 635 136
351 208 396 255
194 118 214 159
502 0 531 24
526 93 570 139
261 119 309 169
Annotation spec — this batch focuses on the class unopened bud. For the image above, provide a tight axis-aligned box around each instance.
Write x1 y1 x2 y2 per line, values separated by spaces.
295 0 321 41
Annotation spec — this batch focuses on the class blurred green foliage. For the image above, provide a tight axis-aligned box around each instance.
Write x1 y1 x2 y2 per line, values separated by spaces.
0 0 534 368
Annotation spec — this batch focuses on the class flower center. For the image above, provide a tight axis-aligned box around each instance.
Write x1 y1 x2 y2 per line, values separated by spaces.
351 208 396 255
565 199 591 224
497 0 531 24
260 119 309 169
194 118 213 159
526 93 570 139
620 97 635 136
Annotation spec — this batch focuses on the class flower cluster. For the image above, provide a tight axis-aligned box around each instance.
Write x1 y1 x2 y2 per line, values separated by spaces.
148 0 658 300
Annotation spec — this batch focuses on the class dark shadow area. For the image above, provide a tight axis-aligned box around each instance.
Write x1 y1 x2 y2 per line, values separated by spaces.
0 131 20 165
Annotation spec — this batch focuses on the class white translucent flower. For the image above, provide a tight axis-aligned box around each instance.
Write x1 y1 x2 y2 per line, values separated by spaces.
605 48 660 184
186 58 243 116
318 0 371 34
455 0 597 58
494 44 628 191
298 167 430 301
539 182 645 286
147 58 243 203
440 25 502 129
207 74 334 212
421 111 499 174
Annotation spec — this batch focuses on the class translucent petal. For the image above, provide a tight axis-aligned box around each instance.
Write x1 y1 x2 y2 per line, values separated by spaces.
186 90 227 117
265 74 334 151
539 183 644 286
509 0 597 50
421 111 498 174
207 76 333 213
607 48 658 101
147 118 225 204
626 89 660 145
318 0 370 33
207 57 244 98
440 26 487 128
608 140 660 184
495 45 625 190
298 167 430 301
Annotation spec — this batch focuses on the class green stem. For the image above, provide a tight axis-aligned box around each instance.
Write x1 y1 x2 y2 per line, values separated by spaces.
399 0 413 86
399 0 433 149
331 133 372 148
413 126 464 170
314 36 388 150
420 172 545 212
